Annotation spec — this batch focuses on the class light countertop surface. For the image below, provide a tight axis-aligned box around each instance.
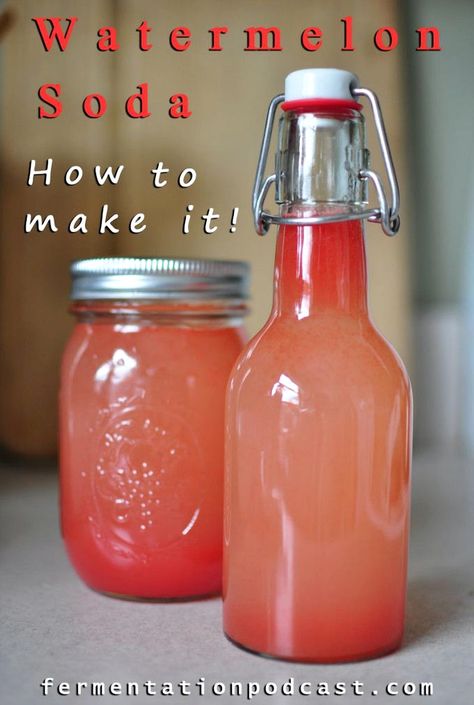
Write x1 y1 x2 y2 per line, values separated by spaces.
1 450 473 705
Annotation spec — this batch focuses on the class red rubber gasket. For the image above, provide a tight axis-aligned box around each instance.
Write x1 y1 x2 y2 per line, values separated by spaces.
281 98 363 114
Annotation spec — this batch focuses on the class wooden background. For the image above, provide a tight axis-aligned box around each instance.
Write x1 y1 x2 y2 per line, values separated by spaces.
0 0 412 457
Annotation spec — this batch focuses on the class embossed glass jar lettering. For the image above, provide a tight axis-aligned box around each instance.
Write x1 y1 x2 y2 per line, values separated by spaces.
60 257 249 599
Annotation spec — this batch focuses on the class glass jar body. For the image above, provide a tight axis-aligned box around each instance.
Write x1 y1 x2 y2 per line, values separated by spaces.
60 301 246 599
223 220 412 661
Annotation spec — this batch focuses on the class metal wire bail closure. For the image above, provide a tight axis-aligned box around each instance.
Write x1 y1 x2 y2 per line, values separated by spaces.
252 87 400 237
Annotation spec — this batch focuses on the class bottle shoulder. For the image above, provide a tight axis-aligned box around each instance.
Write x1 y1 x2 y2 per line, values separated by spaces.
230 315 410 395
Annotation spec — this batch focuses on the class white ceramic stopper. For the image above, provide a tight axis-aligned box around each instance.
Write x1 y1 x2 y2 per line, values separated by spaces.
285 68 359 102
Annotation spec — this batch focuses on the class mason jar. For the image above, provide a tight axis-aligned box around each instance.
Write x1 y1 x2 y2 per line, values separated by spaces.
60 257 249 599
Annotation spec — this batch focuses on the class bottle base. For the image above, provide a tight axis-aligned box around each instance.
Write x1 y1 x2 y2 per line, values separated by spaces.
224 631 402 664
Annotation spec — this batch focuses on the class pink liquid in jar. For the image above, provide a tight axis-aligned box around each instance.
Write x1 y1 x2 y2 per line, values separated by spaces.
60 258 248 599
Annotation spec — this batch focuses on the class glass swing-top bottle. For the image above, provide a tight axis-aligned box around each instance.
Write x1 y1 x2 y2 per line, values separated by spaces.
223 68 412 662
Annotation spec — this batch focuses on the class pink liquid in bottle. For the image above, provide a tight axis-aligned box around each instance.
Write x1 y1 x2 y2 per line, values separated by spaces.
224 218 412 661
224 69 411 662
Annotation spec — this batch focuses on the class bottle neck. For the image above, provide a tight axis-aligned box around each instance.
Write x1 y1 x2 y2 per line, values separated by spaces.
271 104 369 321
272 213 368 320
276 105 367 208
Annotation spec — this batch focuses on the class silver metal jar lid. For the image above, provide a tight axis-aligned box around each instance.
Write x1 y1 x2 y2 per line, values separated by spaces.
70 257 250 301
